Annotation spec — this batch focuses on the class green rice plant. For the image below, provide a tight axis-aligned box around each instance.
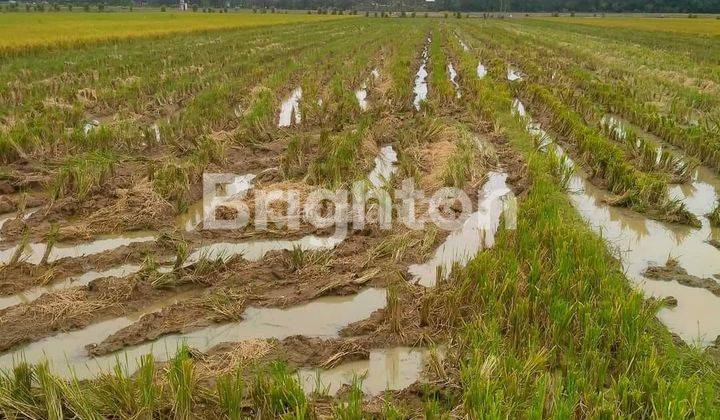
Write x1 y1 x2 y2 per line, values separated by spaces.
441 126 481 188
8 230 29 266
217 368 244 420
546 148 574 190
35 363 63 420
281 133 313 178
285 245 332 272
55 377 102 420
428 28 455 109
308 126 365 187
708 201 720 227
381 399 406 419
0 363 43 418
333 376 364 419
173 240 190 272
166 345 197 420
39 223 59 266
423 397 447 419
385 281 402 334
151 162 191 211
50 150 118 201
94 364 139 416
251 362 310 418
136 354 158 415
599 116 697 183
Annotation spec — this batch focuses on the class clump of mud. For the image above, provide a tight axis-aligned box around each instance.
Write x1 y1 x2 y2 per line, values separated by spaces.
644 259 720 297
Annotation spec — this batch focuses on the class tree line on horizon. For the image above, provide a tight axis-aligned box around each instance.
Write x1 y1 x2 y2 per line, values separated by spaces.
5 0 719 14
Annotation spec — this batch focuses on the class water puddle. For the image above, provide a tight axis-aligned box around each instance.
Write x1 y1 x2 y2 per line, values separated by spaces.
0 288 386 380
448 63 462 99
83 119 100 135
0 231 156 266
299 346 442 396
507 68 523 82
186 232 346 264
409 172 517 287
355 83 369 111
367 145 398 188
278 87 302 127
511 98 527 118
477 62 487 79
0 289 201 378
0 264 142 311
413 39 430 110
524 103 720 346
600 115 627 140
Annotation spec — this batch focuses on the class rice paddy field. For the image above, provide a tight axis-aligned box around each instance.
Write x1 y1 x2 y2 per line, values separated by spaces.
1 12 720 417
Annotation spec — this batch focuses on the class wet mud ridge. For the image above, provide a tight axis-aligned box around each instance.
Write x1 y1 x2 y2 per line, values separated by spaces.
644 259 720 297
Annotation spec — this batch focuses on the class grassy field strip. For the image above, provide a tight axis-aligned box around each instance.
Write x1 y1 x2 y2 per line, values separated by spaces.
525 26 719 120
496 26 720 174
0 23 334 157
471 25 700 184
295 23 397 130
532 16 720 35
520 18 720 66
449 32 720 417
426 27 457 111
506 23 720 122
460 25 698 226
135 22 384 210
0 12 352 54
515 19 720 88
0 22 349 162
466 22 720 174
0 20 329 93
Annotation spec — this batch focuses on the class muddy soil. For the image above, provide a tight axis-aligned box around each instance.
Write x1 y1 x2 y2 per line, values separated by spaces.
86 225 437 356
644 259 720 297
0 240 171 296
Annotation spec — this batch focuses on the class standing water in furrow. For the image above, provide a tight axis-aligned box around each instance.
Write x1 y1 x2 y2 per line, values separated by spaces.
0 264 142 310
278 87 303 127
0 231 156 266
355 68 378 112
298 346 443 396
413 38 431 110
0 145 403 379
408 172 517 287
448 63 462 99
515 99 720 345
0 288 387 380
